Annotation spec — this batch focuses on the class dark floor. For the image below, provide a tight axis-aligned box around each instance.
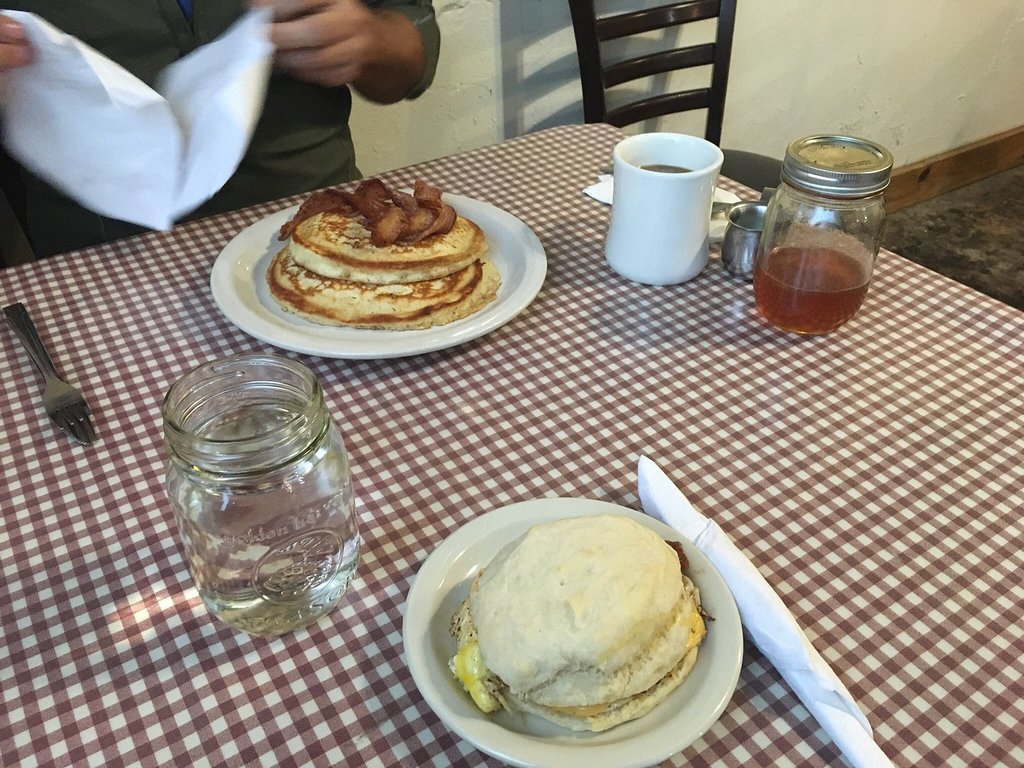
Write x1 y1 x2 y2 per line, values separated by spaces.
882 165 1024 310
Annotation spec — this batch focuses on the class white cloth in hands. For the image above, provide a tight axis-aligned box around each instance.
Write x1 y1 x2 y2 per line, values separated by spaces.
0 9 272 230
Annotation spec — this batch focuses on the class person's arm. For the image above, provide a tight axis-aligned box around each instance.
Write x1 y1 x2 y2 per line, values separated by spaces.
250 0 430 104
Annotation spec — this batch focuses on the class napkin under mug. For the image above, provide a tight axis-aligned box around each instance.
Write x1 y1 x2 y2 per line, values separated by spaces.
638 456 895 768
0 9 272 231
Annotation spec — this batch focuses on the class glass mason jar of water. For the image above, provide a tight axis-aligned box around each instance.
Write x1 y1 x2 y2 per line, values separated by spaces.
162 354 359 636
753 135 893 335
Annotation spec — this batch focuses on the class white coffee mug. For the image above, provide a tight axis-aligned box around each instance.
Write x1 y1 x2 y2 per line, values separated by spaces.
605 133 724 285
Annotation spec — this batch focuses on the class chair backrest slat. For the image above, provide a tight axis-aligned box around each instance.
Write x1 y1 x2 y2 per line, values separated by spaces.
568 0 736 145
603 43 715 88
595 0 720 41
605 89 711 127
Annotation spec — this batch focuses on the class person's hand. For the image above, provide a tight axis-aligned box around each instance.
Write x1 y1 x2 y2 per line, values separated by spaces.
0 15 33 104
249 0 426 103
0 15 33 71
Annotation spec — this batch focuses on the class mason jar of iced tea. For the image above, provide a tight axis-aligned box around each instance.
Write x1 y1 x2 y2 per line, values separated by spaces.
163 354 360 637
753 135 893 335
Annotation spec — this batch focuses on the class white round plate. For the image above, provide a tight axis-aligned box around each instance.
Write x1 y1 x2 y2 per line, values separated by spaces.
209 194 547 359
709 188 742 244
403 498 743 768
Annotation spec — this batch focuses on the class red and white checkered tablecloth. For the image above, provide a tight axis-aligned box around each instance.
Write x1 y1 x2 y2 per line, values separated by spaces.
2 124 1023 768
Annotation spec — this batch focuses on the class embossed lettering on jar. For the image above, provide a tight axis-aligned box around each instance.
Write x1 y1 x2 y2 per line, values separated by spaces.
163 354 359 636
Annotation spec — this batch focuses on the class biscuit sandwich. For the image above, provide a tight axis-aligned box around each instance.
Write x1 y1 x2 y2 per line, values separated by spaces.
449 514 706 732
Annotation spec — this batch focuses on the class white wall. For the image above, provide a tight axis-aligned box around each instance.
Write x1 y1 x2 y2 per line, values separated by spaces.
350 0 1024 176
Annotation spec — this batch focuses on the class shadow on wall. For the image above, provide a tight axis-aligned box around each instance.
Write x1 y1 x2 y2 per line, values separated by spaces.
498 1 583 138
496 0 712 140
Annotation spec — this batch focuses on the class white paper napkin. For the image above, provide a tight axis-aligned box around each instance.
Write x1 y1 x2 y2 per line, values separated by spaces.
0 9 273 230
583 173 616 205
584 175 741 241
637 456 895 768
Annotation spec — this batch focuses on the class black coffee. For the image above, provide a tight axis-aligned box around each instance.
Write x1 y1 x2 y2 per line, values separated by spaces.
639 164 692 173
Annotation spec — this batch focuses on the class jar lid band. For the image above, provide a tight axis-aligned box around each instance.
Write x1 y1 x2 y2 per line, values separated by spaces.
782 135 894 196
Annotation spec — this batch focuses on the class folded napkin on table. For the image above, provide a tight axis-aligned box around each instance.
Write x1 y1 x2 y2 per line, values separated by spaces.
638 456 895 768
583 173 616 205
0 9 273 230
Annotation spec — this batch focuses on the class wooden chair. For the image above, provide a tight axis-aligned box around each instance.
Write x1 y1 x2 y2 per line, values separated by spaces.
567 0 781 192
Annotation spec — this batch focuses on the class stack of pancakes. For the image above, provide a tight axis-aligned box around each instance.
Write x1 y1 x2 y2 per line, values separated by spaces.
267 181 499 330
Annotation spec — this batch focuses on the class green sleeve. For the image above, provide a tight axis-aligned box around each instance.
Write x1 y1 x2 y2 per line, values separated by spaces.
368 0 440 98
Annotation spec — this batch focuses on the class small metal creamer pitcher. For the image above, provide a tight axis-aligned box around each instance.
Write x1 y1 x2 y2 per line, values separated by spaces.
721 202 767 281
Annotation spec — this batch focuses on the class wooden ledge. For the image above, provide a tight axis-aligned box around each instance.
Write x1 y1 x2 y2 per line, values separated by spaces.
886 124 1024 212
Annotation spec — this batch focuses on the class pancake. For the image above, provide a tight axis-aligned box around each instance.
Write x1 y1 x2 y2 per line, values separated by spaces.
288 210 487 285
267 179 502 330
267 248 501 330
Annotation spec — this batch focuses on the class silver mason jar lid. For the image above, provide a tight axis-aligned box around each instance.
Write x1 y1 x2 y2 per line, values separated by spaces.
782 135 894 197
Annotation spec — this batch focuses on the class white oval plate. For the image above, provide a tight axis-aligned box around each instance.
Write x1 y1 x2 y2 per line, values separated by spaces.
209 194 547 359
403 498 743 768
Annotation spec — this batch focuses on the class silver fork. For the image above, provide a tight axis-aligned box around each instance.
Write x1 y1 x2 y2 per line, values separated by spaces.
3 302 97 445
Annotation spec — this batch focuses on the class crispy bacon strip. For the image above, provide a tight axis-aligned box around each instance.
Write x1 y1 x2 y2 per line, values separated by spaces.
278 189 355 240
413 180 444 207
418 203 457 239
666 540 689 572
389 188 420 215
340 190 390 223
354 178 390 203
369 206 407 247
398 206 438 243
280 178 457 244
